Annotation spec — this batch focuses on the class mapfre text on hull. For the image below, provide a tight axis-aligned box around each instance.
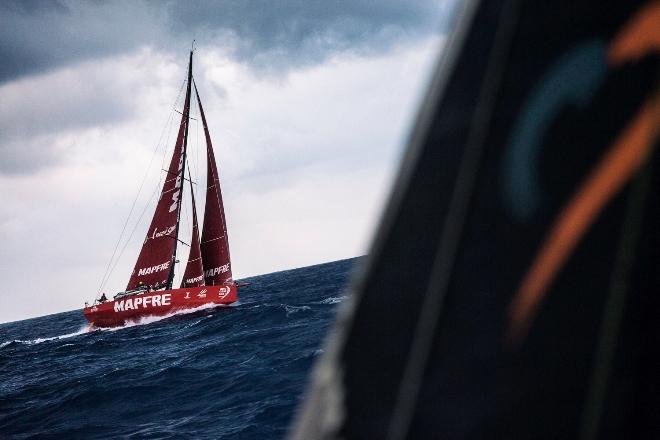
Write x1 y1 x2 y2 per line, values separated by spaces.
84 285 237 327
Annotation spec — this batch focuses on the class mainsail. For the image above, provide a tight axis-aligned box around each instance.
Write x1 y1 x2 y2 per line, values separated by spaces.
195 83 233 285
126 53 193 291
180 173 205 288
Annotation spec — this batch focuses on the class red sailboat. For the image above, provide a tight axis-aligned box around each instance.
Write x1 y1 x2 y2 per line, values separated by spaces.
84 50 238 327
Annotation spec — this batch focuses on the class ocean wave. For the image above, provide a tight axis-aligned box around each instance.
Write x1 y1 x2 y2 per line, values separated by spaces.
1 326 90 348
0 257 359 439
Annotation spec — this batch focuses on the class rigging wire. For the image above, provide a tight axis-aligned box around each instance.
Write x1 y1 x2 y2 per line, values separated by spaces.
196 119 201 203
182 89 196 236
95 77 187 296
174 164 196 288
175 85 201 288
182 168 192 254
102 184 161 293
193 83 201 203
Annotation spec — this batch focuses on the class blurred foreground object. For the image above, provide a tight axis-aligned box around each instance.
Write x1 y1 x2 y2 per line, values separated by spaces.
292 0 660 438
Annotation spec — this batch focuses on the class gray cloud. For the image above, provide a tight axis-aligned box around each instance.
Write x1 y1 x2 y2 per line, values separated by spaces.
0 0 454 176
0 135 61 175
0 53 150 175
0 69 130 139
0 0 454 84
0 1 162 84
168 0 453 70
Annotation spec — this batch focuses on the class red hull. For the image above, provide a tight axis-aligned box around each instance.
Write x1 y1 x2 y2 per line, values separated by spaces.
83 284 238 328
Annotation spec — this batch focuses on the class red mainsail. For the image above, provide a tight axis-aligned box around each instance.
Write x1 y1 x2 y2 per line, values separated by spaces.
180 176 205 288
126 54 193 290
195 84 233 285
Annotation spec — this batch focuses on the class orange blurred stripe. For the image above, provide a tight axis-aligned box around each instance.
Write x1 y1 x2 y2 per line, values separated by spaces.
507 96 659 344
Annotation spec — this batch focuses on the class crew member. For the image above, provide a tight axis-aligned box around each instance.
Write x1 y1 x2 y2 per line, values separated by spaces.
99 293 107 303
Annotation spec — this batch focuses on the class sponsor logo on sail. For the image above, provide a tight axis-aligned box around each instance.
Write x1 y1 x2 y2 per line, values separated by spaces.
169 154 185 213
152 225 176 239
185 274 204 285
205 264 230 278
114 293 171 312
137 261 170 277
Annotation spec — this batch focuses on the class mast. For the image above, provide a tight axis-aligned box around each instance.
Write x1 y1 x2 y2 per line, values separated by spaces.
166 50 194 290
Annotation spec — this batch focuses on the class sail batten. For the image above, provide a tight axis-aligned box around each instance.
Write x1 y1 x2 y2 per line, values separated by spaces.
195 82 233 285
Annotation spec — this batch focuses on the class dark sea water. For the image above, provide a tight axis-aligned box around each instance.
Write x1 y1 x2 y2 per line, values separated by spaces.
0 257 359 439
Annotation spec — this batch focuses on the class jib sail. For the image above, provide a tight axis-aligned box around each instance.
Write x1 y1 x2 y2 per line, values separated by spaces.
180 174 205 288
195 83 233 286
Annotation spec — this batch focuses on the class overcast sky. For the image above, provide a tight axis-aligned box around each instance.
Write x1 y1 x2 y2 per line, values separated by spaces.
0 0 456 323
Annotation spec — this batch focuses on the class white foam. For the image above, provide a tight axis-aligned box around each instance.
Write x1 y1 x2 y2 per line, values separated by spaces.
1 325 91 347
284 305 311 315
2 303 235 346
318 296 347 305
98 302 224 332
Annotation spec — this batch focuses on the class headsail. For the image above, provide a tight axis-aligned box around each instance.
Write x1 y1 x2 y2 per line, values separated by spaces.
180 171 205 288
126 53 193 291
195 83 233 285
